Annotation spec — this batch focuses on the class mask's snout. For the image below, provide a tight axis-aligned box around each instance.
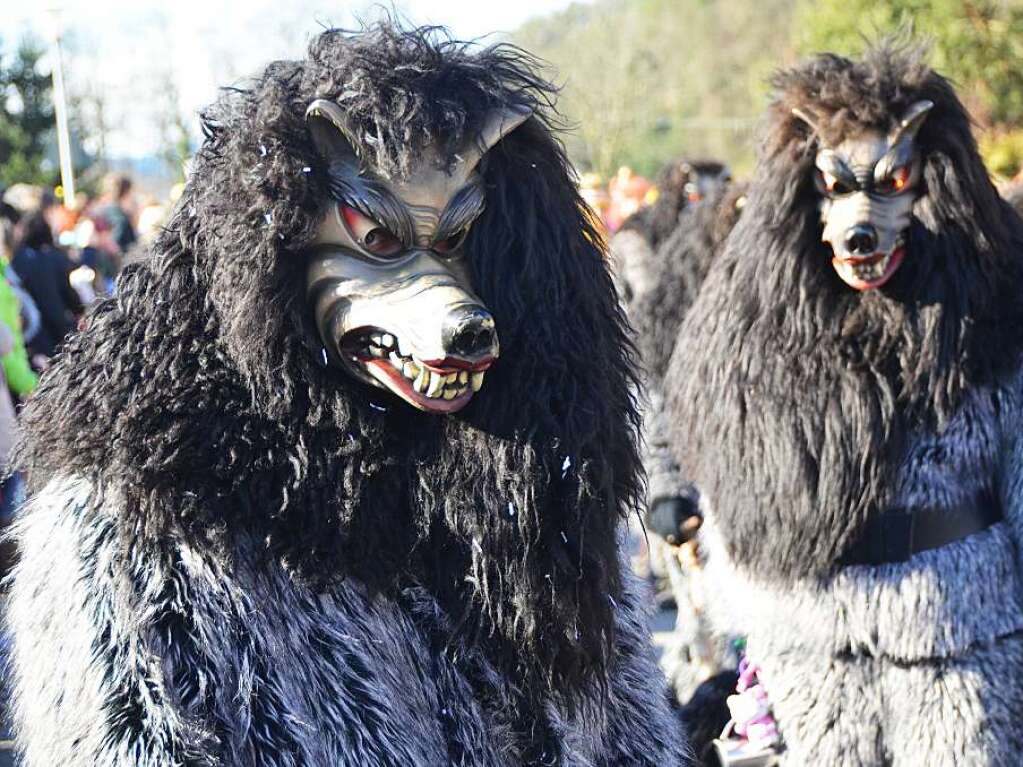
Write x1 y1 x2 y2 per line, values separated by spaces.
843 224 879 259
441 306 498 363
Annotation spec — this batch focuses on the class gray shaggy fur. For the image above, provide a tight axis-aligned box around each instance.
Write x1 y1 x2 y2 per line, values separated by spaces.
669 45 1023 764
6 23 689 767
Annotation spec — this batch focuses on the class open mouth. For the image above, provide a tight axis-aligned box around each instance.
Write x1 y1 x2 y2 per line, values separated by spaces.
832 242 906 291
341 329 490 413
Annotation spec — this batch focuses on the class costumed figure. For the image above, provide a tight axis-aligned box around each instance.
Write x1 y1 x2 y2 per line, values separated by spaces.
7 24 690 767
610 159 731 306
611 160 736 580
628 183 748 766
669 45 1023 766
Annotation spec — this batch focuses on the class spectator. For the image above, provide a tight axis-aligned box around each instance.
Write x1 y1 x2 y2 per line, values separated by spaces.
136 195 167 247
11 210 83 359
606 166 651 232
96 173 138 258
0 203 39 397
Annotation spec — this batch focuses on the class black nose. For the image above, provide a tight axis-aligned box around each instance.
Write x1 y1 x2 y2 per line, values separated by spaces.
845 224 878 257
442 306 498 359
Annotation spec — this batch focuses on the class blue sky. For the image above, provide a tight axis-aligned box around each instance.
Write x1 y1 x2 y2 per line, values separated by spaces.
3 1 587 158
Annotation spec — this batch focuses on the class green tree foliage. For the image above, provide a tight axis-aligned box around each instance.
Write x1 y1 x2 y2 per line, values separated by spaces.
513 0 798 177
513 0 1023 179
795 0 1023 128
0 37 56 188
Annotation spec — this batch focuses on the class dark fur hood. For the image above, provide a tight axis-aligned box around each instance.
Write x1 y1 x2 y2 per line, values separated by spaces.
16 23 642 695
668 44 1023 580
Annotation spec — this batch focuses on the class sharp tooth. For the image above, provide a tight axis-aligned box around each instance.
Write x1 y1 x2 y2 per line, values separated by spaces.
414 367 429 393
371 334 384 346
370 346 386 358
426 371 444 398
445 372 458 384
403 360 420 380
397 336 411 356
381 333 395 349
443 388 457 400
458 371 468 384
471 371 485 392
390 352 405 370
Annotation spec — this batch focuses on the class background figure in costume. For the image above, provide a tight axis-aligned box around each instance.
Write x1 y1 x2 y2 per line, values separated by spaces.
669 44 1023 766
610 159 733 580
7 24 690 766
626 182 748 767
610 159 731 307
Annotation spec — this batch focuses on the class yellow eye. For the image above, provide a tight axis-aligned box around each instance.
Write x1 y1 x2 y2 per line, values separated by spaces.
892 166 910 192
877 166 911 195
339 204 402 257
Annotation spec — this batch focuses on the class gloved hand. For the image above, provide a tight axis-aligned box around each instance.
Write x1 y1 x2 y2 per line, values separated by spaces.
647 495 702 545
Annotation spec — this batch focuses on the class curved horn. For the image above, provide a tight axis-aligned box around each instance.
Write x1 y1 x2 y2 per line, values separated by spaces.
891 99 934 145
460 104 532 171
306 99 362 169
791 106 822 138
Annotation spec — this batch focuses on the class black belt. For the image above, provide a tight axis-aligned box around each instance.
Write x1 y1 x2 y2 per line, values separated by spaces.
840 489 1001 566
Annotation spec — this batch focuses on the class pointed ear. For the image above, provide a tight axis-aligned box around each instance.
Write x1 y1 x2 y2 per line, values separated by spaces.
791 106 823 139
461 104 532 170
892 99 934 145
305 99 362 171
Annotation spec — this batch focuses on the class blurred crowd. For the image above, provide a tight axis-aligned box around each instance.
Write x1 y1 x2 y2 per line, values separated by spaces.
0 173 171 537
580 166 656 234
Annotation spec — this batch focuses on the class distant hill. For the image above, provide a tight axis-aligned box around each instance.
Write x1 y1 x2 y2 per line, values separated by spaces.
510 0 799 177
510 0 1023 180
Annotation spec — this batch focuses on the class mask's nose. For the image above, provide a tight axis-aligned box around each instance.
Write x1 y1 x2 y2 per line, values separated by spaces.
442 306 498 361
844 224 879 257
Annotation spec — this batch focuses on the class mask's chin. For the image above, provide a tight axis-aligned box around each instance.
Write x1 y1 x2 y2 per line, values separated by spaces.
337 328 489 414
830 239 906 291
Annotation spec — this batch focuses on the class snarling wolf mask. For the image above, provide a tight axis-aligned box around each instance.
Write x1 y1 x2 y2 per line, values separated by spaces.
305 99 529 413
794 100 933 290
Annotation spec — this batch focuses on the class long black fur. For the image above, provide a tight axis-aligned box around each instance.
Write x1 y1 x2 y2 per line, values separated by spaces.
17 23 641 703
632 182 746 382
668 44 1023 580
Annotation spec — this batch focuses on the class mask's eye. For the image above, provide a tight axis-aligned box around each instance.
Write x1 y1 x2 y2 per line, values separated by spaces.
684 182 701 203
432 227 469 256
340 204 403 258
817 170 854 196
876 165 912 195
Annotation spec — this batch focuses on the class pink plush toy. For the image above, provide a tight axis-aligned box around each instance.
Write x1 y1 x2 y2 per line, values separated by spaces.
715 656 782 765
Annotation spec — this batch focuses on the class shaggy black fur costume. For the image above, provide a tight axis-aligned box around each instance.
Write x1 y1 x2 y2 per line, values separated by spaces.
672 46 1023 578
8 24 688 766
633 182 746 383
628 184 746 749
670 44 1023 765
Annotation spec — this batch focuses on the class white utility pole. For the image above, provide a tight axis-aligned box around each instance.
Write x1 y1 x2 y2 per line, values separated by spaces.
45 7 75 208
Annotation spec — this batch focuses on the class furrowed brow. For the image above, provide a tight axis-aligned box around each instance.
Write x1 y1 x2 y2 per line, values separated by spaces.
873 138 916 183
434 178 486 241
326 171 416 244
816 150 858 186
